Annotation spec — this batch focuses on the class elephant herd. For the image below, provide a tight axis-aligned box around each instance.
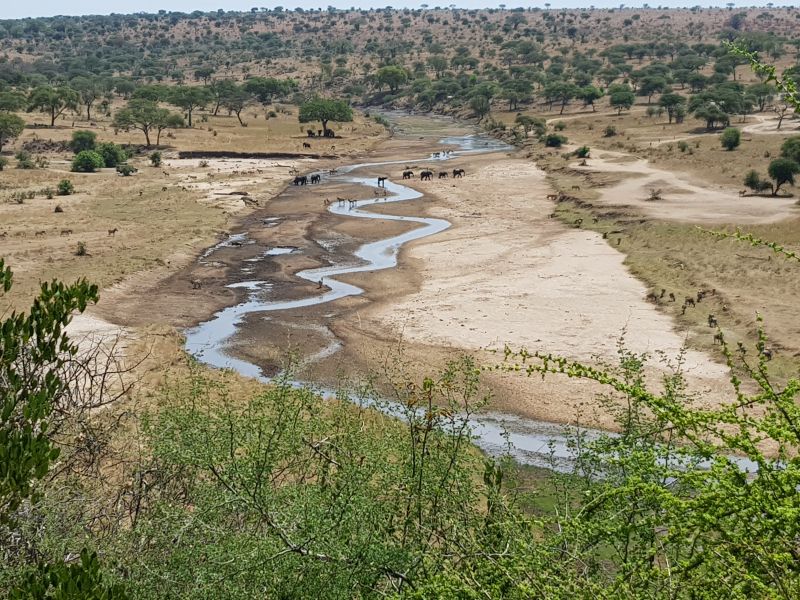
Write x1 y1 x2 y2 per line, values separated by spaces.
293 162 466 191
293 173 322 186
403 168 465 181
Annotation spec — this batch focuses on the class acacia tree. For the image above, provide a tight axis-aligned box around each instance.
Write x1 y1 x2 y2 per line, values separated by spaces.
209 79 238 116
0 90 26 112
375 65 408 93
167 85 212 127
113 99 184 147
71 76 103 121
767 157 799 195
0 112 25 152
27 86 78 126
659 92 687 123
221 85 252 126
298 97 353 136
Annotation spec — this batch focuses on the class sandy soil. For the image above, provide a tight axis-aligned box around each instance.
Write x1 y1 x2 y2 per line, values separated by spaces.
347 156 731 425
573 149 800 225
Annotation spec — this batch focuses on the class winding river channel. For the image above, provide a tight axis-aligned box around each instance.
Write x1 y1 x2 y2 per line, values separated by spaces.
183 124 756 473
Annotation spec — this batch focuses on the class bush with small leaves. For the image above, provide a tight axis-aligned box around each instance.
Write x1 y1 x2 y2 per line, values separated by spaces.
720 127 741 151
575 146 590 158
97 142 128 168
15 150 34 169
69 130 97 154
75 241 88 256
115 164 137 176
149 151 162 167
45 188 54 199
57 179 75 196
553 121 566 131
71 151 105 173
603 125 617 137
545 133 567 148
0 156 7 171
677 140 689 152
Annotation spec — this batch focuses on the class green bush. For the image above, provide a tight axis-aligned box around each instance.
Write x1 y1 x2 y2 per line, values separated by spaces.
71 150 105 173
149 151 162 167
97 142 128 167
720 127 741 151
575 146 590 158
57 179 75 195
69 130 97 153
116 163 137 176
0 156 7 171
553 121 567 131
677 140 689 152
545 133 567 148
15 150 35 169
603 125 617 137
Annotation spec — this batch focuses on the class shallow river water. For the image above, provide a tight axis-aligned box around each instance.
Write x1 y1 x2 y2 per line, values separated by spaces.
183 122 757 473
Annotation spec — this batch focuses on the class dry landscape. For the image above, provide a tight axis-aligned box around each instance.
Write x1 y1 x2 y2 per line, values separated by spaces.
2 6 800 597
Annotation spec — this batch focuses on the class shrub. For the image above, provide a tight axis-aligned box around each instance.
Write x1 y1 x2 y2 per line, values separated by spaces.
720 127 741 151
72 151 105 173
69 130 97 153
603 125 617 137
15 150 34 169
97 142 128 167
150 151 162 167
116 163 137 176
45 188 54 199
199 160 209 168
54 204 63 213
575 146 590 158
0 156 7 171
677 140 689 152
57 179 75 195
553 121 567 131
545 133 567 148
75 241 88 256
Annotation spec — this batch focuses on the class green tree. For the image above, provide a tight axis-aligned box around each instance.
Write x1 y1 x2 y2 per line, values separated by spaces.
514 114 545 136
27 86 79 127
767 157 800 195
242 77 297 105
469 94 491 121
0 112 25 152
375 65 408 93
220 85 252 126
209 79 239 116
780 136 800 164
113 99 184 147
298 97 353 136
70 76 103 121
610 89 635 114
638 75 668 103
69 130 97 153
0 90 26 112
577 85 603 111
720 126 741 150
748 82 776 112
167 85 212 127
427 54 448 79
659 92 687 124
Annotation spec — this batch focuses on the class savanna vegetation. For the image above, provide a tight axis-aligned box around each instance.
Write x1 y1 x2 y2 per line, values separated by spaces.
2 5 800 598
